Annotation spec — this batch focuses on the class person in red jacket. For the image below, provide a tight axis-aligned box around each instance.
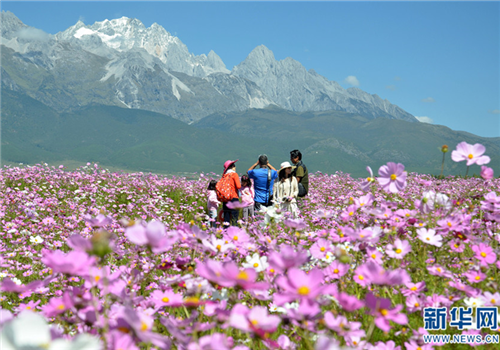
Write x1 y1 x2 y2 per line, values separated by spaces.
221 159 241 226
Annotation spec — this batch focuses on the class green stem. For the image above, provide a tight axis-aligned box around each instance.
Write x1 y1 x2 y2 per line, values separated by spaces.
440 153 445 178
465 166 470 178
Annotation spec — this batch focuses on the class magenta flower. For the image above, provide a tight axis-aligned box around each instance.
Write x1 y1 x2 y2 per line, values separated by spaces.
377 162 407 193
229 304 280 333
323 312 366 338
471 243 497 266
268 245 309 272
365 292 408 332
125 221 177 253
309 239 333 259
41 249 96 275
274 268 330 305
217 262 268 291
386 239 411 259
360 166 376 192
84 214 113 227
149 289 183 308
336 292 364 311
283 218 308 231
451 141 491 166
323 261 349 281
464 269 487 284
481 166 494 180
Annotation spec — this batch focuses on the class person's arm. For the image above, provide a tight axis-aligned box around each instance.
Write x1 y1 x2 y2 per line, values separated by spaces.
267 162 276 171
233 173 241 190
248 161 259 172
295 166 305 183
291 177 299 198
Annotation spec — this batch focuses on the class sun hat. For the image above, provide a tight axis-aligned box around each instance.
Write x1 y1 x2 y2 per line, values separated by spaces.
223 159 238 175
278 161 295 175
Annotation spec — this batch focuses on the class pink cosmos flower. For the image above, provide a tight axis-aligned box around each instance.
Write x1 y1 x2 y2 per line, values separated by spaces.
416 228 442 247
405 294 423 313
480 166 494 180
229 304 280 333
149 289 183 308
464 270 487 284
401 281 426 296
360 166 376 192
323 312 366 338
451 141 490 166
274 268 332 305
365 292 408 332
41 249 96 275
385 239 411 259
323 261 349 281
377 162 407 193
125 220 177 253
309 239 333 259
268 245 309 272
366 247 383 264
218 262 269 291
336 292 364 311
84 213 113 227
471 243 497 266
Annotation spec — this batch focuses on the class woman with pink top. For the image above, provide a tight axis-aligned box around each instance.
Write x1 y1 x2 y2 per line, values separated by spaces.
206 179 220 228
240 174 255 220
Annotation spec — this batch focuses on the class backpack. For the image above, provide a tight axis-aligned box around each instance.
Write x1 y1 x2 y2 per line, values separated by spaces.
216 173 233 202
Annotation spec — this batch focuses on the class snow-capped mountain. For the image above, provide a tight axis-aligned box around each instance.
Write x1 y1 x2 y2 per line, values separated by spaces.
1 11 417 123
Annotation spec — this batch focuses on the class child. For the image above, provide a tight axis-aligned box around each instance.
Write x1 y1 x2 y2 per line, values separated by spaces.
207 180 220 228
240 174 255 220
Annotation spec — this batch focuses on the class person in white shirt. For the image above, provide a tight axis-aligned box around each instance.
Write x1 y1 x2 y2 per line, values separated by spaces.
273 161 299 218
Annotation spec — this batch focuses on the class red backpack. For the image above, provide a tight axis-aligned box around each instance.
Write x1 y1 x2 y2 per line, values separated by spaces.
216 173 234 202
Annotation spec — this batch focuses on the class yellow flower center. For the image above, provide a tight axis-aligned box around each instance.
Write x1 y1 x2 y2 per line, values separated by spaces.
334 269 339 274
411 286 417 291
348 211 354 216
57 304 65 310
475 276 481 280
339 233 344 237
140 322 148 331
379 309 388 316
26 306 31 310
358 275 364 280
233 236 238 241
447 222 452 227
481 252 487 258
491 299 496 304
454 244 459 248
390 174 397 181
216 244 221 251
320 247 326 252
426 237 431 241
415 303 420 307
298 286 310 296
250 319 258 326
95 276 100 282
437 268 442 272
237 271 249 281
253 263 259 268
371 254 376 259
162 297 170 303
468 154 473 159
270 269 275 273
395 249 402 254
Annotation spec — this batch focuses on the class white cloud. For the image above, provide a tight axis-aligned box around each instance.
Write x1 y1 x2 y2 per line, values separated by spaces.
386 85 397 91
78 16 85 23
488 109 500 114
421 97 435 103
394 76 401 81
16 27 51 42
415 116 434 124
344 76 359 87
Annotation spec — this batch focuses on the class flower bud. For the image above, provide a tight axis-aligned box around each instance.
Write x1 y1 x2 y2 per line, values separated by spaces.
441 145 449 153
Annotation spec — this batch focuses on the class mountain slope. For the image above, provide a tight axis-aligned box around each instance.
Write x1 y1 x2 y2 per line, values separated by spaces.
1 11 418 124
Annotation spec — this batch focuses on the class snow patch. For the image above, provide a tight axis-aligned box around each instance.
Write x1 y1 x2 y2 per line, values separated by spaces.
170 76 193 101
74 27 96 39
249 96 270 109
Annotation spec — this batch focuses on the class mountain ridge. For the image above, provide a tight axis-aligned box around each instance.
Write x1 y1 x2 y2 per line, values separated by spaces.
1 11 418 124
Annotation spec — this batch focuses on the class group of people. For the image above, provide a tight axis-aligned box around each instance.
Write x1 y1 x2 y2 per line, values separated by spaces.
207 150 309 227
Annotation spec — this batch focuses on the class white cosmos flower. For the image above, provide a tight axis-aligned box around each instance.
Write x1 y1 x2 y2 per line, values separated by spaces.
242 253 269 272
11 277 22 286
464 297 485 308
29 235 44 244
0 311 102 350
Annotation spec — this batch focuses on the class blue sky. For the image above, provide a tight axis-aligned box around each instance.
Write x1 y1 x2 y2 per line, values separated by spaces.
2 1 499 137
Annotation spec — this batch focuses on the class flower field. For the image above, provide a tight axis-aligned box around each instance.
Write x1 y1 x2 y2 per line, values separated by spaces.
1 145 499 349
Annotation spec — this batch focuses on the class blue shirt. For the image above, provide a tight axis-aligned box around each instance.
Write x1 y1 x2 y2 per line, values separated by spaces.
248 168 278 203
